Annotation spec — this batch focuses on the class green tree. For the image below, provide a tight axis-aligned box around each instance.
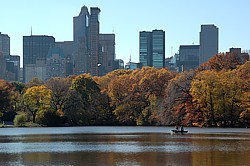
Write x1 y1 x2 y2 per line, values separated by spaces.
66 74 105 125
11 81 25 94
14 115 26 127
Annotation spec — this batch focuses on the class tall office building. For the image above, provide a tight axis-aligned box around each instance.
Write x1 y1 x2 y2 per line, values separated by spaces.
89 7 101 76
199 24 219 65
0 32 10 58
152 30 165 68
139 30 165 68
139 31 152 67
99 34 115 75
73 6 117 76
73 6 89 75
23 35 55 83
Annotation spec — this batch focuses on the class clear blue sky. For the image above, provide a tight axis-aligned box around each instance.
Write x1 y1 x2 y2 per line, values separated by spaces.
1 0 250 67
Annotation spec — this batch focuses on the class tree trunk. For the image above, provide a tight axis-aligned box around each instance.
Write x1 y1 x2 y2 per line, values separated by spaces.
32 111 36 123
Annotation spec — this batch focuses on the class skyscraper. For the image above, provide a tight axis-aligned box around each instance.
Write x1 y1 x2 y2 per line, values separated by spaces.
139 30 165 68
89 7 101 76
23 35 55 82
73 6 117 76
152 30 165 68
73 6 89 43
199 24 219 65
0 32 10 58
139 31 152 67
73 6 89 75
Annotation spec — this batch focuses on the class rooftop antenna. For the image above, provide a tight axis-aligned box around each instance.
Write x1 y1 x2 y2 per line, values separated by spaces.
129 55 131 62
31 26 33 36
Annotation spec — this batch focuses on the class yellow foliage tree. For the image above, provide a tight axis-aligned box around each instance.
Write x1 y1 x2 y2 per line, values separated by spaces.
23 85 51 123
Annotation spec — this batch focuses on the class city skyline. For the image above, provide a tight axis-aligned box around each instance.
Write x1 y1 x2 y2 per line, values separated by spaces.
1 0 250 67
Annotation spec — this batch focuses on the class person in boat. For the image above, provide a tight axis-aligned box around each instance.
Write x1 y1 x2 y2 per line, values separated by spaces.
175 125 179 131
180 125 184 131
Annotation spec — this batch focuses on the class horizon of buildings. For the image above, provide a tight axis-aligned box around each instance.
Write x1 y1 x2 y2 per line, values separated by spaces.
0 6 249 82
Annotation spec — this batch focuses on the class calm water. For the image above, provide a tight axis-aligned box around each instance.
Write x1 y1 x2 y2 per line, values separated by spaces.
0 127 249 166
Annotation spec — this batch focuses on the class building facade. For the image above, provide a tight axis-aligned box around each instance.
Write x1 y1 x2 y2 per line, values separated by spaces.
0 51 6 79
199 24 219 65
114 59 124 70
176 45 200 72
99 34 115 75
55 41 74 76
139 30 165 68
23 35 55 83
46 47 65 80
73 6 109 76
125 62 142 70
6 55 20 81
139 31 152 67
0 32 10 58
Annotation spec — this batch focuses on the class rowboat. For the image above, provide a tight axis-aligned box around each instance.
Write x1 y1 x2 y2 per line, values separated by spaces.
170 129 188 134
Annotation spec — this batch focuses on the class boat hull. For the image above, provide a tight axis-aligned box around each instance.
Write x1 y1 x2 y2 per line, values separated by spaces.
171 130 188 134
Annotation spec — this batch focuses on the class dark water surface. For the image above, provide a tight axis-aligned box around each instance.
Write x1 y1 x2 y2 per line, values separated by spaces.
0 126 249 166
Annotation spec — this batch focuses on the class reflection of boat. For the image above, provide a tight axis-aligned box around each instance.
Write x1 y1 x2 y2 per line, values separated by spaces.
171 129 188 134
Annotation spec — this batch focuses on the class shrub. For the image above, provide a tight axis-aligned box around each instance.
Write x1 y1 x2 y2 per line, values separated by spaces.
14 115 27 127
36 110 62 127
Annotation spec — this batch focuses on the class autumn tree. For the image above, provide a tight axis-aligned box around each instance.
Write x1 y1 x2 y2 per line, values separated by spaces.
94 69 132 93
0 80 14 111
191 69 246 126
161 71 196 126
45 77 71 116
236 61 250 125
26 77 44 88
199 51 249 71
108 73 148 125
23 85 51 123
107 67 175 125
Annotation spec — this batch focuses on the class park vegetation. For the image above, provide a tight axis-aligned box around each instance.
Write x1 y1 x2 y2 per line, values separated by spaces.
0 52 249 127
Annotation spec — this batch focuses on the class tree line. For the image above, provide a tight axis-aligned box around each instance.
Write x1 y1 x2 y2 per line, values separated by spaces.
0 52 249 127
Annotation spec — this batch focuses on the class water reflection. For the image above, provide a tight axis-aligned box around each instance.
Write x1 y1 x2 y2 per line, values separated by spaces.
0 127 249 165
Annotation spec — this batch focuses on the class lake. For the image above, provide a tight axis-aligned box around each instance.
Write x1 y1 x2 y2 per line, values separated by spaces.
0 126 249 166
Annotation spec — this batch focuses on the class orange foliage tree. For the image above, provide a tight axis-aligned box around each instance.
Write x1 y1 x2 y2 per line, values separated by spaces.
161 71 196 126
106 67 175 125
0 79 14 114
199 51 249 71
